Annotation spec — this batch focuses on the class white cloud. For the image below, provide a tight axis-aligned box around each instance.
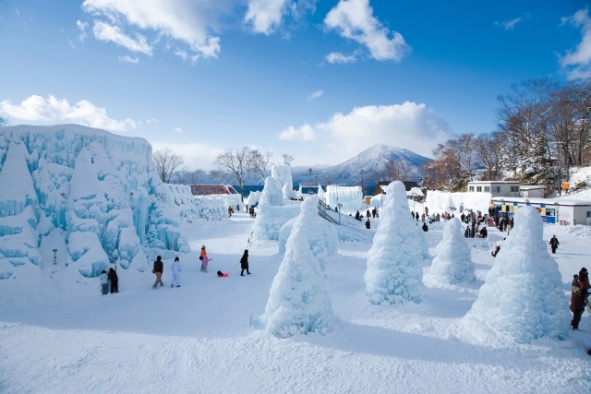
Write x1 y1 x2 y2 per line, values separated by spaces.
81 0 222 59
0 95 137 132
244 0 316 35
325 51 356 64
76 20 88 42
278 124 316 141
560 8 591 80
307 90 323 101
174 127 183 133
494 17 522 30
119 55 139 63
244 0 288 35
324 0 410 62
93 21 153 55
281 102 453 162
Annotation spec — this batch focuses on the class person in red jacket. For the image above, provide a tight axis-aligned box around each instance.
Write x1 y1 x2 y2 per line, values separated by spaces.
571 275 584 330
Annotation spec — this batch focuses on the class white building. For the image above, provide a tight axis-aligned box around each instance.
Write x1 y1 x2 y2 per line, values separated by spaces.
492 197 591 226
467 181 520 197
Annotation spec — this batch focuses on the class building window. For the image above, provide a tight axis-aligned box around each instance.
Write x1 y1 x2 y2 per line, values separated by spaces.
587 211 591 218
476 186 482 192
510 186 519 192
469 186 474 192
494 186 501 193
484 186 490 192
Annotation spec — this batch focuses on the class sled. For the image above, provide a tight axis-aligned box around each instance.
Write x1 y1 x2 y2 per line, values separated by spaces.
217 271 229 277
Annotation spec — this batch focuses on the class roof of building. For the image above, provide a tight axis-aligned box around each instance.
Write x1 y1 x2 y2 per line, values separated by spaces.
190 184 238 195
491 196 591 206
468 180 520 185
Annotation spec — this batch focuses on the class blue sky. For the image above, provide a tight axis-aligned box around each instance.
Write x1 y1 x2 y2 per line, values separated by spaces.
1 0 590 171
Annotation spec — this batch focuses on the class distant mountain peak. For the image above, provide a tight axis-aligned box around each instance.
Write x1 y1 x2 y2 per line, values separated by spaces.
291 144 431 186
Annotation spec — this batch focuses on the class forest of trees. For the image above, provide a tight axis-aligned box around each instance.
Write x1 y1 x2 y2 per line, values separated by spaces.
422 78 591 193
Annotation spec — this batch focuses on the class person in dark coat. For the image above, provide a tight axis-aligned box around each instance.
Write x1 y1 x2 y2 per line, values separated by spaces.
365 218 371 229
579 267 590 300
108 267 119 293
240 249 251 276
479 227 488 238
549 235 559 254
422 222 428 232
152 255 164 288
571 275 585 330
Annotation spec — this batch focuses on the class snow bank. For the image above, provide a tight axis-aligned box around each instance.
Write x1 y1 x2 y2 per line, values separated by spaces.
365 181 424 305
461 206 570 344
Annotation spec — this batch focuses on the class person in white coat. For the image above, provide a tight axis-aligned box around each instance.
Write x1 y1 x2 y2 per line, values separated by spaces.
171 256 182 288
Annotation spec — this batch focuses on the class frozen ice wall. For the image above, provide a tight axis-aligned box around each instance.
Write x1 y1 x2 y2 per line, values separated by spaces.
271 165 296 200
425 218 475 286
365 181 424 305
257 195 339 337
461 206 570 344
0 124 220 280
251 167 300 241
278 196 338 272
325 185 363 213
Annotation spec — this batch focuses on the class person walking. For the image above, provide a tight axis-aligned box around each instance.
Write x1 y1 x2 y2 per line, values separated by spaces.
108 267 119 293
100 270 109 295
152 255 164 289
549 235 559 254
200 245 210 273
171 256 181 287
570 274 584 330
240 249 251 276
365 218 371 229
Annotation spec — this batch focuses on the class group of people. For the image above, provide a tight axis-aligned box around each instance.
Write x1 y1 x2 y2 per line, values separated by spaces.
570 267 590 330
149 247 251 288
99 267 119 295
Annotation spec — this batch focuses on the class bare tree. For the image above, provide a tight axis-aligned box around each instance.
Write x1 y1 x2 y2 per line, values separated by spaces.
495 78 555 177
248 149 273 184
211 147 250 201
172 169 206 185
282 153 294 166
474 133 501 180
153 148 185 184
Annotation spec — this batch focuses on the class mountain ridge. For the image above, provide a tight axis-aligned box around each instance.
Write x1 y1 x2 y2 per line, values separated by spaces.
290 143 431 187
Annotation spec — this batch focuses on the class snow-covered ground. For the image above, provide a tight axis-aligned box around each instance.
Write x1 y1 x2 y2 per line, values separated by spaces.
2 125 591 393
2 208 591 393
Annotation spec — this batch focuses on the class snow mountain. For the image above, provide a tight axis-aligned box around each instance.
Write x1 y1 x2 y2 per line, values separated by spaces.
291 143 431 187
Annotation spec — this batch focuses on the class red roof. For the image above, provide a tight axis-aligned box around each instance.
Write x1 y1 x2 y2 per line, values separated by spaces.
190 184 238 196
